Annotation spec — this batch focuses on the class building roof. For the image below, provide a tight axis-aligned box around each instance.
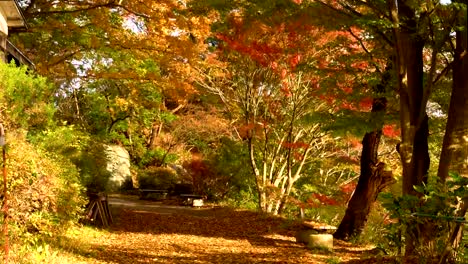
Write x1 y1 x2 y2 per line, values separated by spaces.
0 0 27 29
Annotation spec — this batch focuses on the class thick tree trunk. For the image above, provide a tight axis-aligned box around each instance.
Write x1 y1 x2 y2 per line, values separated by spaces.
396 29 429 198
334 98 395 240
438 5 468 182
389 1 431 259
438 6 468 262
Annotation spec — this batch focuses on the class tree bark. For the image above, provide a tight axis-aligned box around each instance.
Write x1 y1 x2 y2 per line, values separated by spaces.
389 1 431 259
438 3 468 182
334 98 395 240
438 4 468 262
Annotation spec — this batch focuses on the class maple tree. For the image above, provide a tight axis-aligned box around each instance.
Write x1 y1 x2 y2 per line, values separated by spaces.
193 1 390 216
197 56 330 215
195 1 404 240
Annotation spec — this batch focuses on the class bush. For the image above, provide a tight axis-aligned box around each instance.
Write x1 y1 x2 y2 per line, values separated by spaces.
138 166 179 190
186 138 256 203
0 131 85 253
381 176 468 263
77 142 112 193
139 147 179 167
0 62 55 132
30 126 111 193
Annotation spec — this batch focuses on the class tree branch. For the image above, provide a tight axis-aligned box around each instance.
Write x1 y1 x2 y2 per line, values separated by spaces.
27 0 150 18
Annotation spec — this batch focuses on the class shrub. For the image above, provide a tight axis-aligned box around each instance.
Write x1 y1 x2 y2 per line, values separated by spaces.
381 175 468 263
77 142 112 193
0 131 85 251
185 138 255 203
0 62 55 132
138 166 178 190
30 126 111 193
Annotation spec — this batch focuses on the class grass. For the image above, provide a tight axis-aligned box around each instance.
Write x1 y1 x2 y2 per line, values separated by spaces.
3 225 108 264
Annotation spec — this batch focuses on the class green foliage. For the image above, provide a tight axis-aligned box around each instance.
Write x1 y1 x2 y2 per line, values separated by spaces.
139 148 178 167
184 137 256 202
356 203 391 246
211 138 254 198
138 167 178 190
76 142 112 193
0 62 55 131
223 189 259 210
381 176 468 262
30 125 111 193
1 132 85 254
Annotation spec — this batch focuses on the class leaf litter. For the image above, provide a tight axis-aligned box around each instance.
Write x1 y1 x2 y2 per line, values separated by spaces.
62 196 394 263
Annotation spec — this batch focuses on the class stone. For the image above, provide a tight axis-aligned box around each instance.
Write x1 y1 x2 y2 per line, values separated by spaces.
296 230 333 250
306 234 333 250
192 199 204 207
295 229 318 244
105 145 131 192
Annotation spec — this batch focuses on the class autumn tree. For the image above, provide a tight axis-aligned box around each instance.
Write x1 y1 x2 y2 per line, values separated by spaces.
12 0 214 164
334 67 396 240
192 0 392 215
197 54 328 214
199 0 402 236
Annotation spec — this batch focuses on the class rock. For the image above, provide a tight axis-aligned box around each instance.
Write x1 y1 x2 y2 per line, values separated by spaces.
296 230 333 251
307 234 333 250
192 199 204 207
296 229 319 244
105 145 131 192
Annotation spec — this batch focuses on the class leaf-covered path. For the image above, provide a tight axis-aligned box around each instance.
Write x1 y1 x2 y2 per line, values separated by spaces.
64 196 383 263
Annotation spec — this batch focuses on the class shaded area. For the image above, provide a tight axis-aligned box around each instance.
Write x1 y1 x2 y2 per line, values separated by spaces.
54 195 394 263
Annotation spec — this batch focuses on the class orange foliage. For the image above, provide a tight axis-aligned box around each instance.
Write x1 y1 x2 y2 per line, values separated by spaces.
359 97 373 111
282 142 310 149
382 124 401 138
307 193 340 207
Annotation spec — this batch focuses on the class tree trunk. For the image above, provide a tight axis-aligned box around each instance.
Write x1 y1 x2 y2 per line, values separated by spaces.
334 98 395 240
438 5 468 262
438 4 468 182
148 122 162 149
277 180 294 215
248 137 266 211
395 22 429 199
389 1 431 259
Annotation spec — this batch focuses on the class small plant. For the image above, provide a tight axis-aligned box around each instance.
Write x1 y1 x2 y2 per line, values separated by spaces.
381 174 468 263
325 256 341 264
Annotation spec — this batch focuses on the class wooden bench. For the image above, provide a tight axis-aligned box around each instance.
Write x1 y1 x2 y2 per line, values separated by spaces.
139 189 168 200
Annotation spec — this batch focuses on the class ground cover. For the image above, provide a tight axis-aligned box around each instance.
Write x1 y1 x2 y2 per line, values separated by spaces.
18 195 396 263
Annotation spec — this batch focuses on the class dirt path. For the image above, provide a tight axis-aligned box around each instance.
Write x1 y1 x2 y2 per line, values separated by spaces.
66 195 380 263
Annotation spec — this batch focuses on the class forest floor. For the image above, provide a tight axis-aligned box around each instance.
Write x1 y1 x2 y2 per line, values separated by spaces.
49 195 397 264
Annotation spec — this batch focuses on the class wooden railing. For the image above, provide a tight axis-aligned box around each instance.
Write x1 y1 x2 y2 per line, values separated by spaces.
0 37 34 69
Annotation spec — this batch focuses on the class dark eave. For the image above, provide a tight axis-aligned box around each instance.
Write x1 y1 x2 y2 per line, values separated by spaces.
0 0 28 29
